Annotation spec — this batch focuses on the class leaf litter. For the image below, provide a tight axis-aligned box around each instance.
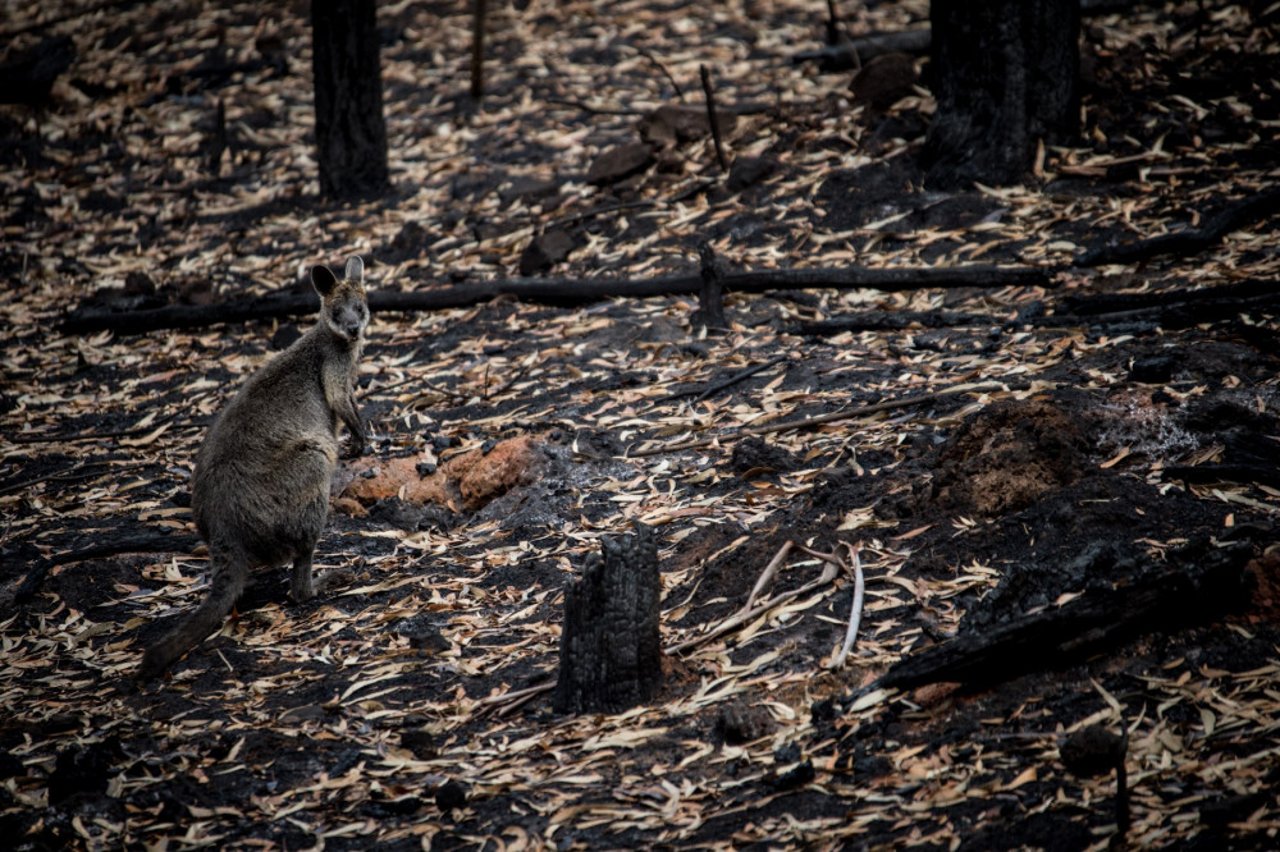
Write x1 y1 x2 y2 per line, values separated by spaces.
3 0 1280 849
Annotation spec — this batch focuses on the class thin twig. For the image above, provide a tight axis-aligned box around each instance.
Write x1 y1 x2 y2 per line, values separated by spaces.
699 65 729 172
694 355 787 403
632 45 684 101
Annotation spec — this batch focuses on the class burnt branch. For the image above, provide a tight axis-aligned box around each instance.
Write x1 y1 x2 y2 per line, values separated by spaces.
62 265 1049 335
1076 187 1280 268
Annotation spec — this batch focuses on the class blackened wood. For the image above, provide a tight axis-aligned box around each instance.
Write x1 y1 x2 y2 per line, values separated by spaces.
6 532 201 608
1076 187 1280 268
311 0 389 198
923 0 1079 187
874 546 1254 692
62 265 1048 335
554 525 663 714
797 309 996 335
695 241 728 331
1044 279 1280 330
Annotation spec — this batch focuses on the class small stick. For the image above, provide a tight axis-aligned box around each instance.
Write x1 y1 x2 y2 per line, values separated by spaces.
469 0 487 100
692 355 788 403
633 44 684 101
662 355 787 403
831 544 865 668
699 65 729 172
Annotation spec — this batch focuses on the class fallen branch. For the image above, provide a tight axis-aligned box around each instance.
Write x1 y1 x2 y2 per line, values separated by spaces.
872 544 1254 692
61 265 1049 336
1164 463 1280 491
796 309 998 335
792 28 931 71
7 531 201 608
1044 278 1280 330
630 379 1016 457
1076 187 1280 268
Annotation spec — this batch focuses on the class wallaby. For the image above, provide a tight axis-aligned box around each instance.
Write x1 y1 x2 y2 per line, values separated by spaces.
138 256 370 680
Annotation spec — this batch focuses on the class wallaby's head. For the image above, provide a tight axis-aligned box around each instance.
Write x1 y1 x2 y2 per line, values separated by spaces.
311 256 369 344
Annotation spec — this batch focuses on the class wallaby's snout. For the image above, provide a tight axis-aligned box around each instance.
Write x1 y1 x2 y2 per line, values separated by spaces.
335 302 365 340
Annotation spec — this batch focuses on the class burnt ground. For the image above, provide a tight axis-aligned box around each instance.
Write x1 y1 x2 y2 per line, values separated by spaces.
3 0 1280 848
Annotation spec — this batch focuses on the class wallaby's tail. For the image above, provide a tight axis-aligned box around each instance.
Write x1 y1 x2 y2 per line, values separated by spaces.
138 545 246 680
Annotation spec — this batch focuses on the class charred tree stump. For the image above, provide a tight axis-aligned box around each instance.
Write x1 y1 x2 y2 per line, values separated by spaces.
311 0 389 198
923 0 1079 187
554 525 663 714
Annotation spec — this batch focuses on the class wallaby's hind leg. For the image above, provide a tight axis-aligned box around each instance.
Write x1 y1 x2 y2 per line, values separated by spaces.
139 545 247 680
291 550 351 600
290 550 317 602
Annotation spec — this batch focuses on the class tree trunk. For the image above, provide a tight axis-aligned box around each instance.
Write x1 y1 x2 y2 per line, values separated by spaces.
311 0 389 198
554 525 663 714
923 0 1079 188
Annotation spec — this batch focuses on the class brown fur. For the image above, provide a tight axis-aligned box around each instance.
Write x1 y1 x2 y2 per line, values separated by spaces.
138 256 369 680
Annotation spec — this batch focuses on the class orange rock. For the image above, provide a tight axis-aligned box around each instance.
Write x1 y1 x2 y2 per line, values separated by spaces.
336 435 542 514
458 435 540 511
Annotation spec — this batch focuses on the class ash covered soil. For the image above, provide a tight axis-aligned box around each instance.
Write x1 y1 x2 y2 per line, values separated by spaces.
3 0 1280 849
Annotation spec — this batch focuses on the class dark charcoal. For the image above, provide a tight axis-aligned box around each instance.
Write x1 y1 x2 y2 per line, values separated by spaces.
730 436 800 474
554 524 663 714
1129 354 1176 383
727 155 779 192
519 229 577 276
435 779 468 811
1059 725 1125 777
395 615 450 652
400 728 438 760
716 701 776 745
48 739 123 805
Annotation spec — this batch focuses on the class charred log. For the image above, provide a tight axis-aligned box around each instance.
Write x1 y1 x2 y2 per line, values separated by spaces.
874 543 1254 693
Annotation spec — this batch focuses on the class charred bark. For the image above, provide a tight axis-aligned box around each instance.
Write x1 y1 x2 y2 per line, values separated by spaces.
554 525 663 714
874 544 1254 692
311 0 389 198
923 0 1079 187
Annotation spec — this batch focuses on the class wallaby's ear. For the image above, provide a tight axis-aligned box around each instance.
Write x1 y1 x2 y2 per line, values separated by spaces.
344 255 364 283
311 264 338 296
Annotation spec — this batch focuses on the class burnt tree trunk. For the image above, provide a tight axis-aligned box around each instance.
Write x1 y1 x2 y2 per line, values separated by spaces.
311 0 389 198
923 0 1079 187
554 525 663 714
